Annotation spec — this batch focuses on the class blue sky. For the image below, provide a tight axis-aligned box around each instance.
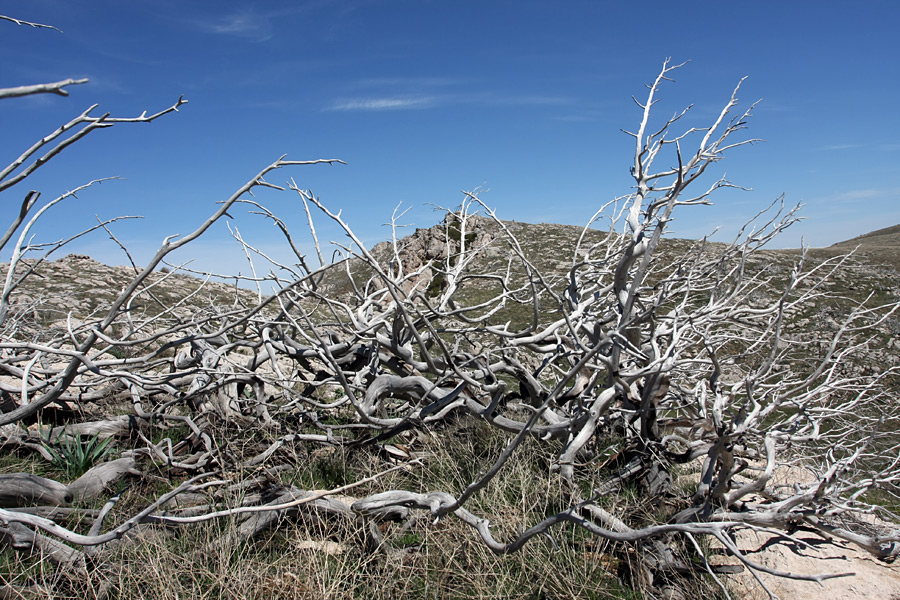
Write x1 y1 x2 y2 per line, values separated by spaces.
2 0 899 278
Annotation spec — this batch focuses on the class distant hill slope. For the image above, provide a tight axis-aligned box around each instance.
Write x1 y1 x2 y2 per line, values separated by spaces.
3 221 897 327
0 254 257 328
801 223 900 271
831 224 900 248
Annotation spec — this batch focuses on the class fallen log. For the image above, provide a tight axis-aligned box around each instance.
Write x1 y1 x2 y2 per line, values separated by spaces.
236 487 353 541
0 473 71 507
67 457 140 502
0 522 85 566
49 415 133 442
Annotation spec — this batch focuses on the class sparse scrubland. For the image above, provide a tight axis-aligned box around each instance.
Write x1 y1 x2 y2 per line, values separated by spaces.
2 16 900 600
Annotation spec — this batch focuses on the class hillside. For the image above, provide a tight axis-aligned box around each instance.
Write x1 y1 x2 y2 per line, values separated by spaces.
1 254 257 330
832 223 900 248
4 219 898 327
800 223 900 271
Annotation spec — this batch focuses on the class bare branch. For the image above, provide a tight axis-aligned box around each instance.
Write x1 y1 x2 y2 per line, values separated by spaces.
0 14 63 32
0 78 89 100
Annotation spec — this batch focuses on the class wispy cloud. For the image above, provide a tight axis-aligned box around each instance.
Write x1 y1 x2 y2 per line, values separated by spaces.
186 2 365 43
481 94 572 107
829 187 900 202
819 143 863 151
326 75 579 114
327 96 435 111
326 91 577 112
196 9 274 42
552 113 599 123
818 142 900 152
76 73 130 95
351 76 465 88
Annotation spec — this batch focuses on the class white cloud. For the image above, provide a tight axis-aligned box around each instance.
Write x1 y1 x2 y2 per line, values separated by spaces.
819 143 863 151
75 73 130 95
352 76 464 88
325 91 578 112
198 9 273 41
490 94 572 106
818 143 900 152
327 96 435 111
828 187 900 202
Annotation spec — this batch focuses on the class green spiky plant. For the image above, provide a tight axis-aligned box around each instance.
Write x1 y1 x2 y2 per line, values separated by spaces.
42 431 114 479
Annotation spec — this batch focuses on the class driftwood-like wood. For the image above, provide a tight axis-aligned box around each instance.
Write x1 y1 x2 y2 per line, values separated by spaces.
0 474 72 507
0 522 84 566
236 487 353 541
67 456 139 502
49 415 133 442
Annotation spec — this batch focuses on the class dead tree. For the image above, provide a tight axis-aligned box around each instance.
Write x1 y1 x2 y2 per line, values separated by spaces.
1 20 898 597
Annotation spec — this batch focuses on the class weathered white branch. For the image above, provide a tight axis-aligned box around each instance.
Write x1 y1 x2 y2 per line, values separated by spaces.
0 78 88 100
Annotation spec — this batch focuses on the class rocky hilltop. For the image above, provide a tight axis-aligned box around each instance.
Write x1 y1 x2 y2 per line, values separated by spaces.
364 214 606 296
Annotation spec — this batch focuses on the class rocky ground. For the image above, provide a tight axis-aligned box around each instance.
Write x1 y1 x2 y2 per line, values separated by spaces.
2 253 259 330
728 530 900 600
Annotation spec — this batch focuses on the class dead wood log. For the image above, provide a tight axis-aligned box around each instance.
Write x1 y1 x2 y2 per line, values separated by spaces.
67 457 140 502
0 433 55 461
0 522 85 566
0 473 72 507
185 340 243 419
49 415 133 442
159 492 210 510
236 487 353 541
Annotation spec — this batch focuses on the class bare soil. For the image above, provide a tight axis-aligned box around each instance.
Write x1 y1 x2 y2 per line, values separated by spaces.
727 530 900 599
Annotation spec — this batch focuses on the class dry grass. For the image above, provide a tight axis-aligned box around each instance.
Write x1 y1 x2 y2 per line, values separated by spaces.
1 415 662 600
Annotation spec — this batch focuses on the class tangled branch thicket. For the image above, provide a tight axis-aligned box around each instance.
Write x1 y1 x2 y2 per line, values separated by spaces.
1 20 899 599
